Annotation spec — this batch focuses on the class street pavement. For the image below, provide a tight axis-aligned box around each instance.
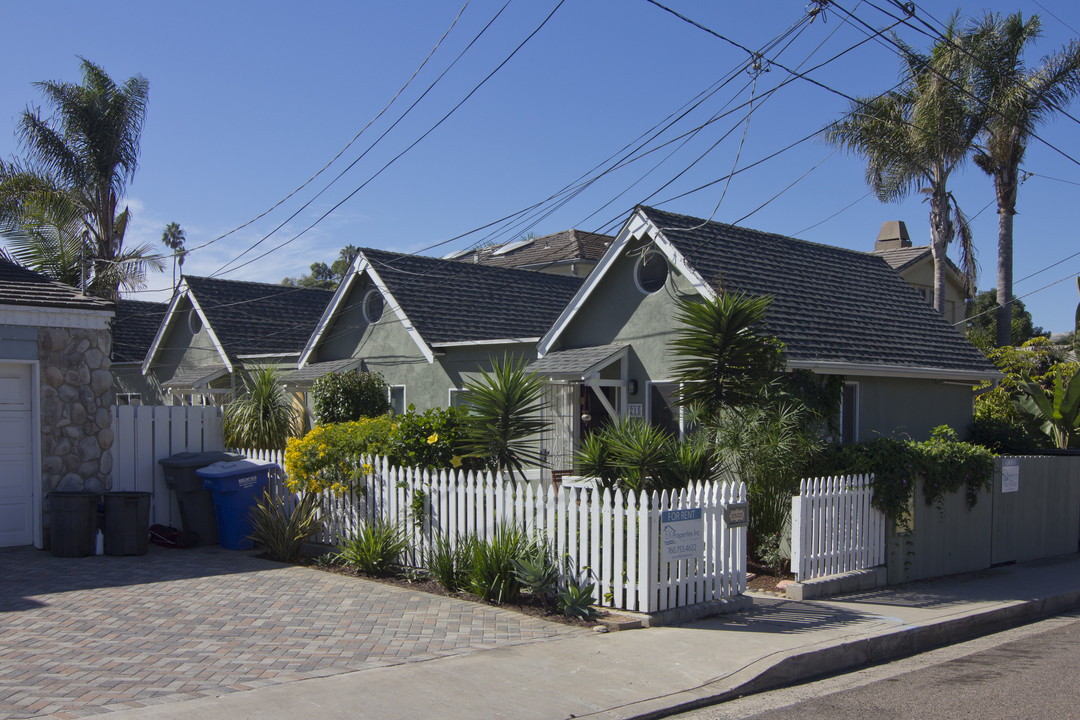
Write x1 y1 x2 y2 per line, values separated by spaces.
3 546 1079 720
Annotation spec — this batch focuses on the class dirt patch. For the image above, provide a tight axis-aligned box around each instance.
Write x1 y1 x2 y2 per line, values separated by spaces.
746 561 794 594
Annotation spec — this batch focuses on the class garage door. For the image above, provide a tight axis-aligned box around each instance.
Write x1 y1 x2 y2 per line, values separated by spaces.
0 363 34 547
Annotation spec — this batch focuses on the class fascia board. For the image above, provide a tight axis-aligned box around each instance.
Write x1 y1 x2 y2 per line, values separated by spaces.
785 359 1002 382
186 293 233 373
430 338 540 348
299 256 366 368
142 283 189 375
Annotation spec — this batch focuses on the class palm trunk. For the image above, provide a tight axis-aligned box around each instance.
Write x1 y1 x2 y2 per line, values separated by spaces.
995 164 1019 348
928 183 951 314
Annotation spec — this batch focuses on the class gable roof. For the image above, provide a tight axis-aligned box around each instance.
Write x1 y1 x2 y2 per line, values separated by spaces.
446 229 612 270
144 276 334 373
112 299 168 363
0 258 113 313
302 247 584 365
541 206 996 380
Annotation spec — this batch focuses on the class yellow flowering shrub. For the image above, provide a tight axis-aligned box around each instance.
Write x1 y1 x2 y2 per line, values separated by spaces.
284 417 393 494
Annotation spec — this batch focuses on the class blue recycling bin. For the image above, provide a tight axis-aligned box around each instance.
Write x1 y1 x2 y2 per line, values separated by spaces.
196 459 274 550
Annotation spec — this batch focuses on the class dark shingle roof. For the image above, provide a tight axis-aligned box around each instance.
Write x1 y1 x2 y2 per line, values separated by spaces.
112 299 168 363
639 206 993 374
449 229 612 270
0 258 114 312
361 248 583 343
182 276 334 359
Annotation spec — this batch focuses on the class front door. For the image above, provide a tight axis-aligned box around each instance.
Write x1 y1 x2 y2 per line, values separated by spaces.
0 363 35 547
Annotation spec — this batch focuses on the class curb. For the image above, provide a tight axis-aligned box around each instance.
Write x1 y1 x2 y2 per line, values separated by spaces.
619 587 1080 720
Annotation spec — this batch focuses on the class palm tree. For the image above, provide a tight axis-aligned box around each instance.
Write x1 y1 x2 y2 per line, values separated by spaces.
824 23 980 312
963 13 1080 348
0 58 157 299
161 222 186 289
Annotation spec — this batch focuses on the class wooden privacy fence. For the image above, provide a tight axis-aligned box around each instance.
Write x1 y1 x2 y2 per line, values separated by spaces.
265 455 747 613
790 475 885 583
112 405 225 527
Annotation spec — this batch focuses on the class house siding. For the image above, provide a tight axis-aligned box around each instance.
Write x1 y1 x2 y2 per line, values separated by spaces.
1 324 39 360
853 376 973 441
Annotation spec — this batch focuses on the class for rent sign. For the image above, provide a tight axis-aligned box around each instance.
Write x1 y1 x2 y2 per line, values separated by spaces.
660 508 704 562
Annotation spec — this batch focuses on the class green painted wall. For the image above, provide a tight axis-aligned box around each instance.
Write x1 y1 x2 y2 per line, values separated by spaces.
851 377 974 442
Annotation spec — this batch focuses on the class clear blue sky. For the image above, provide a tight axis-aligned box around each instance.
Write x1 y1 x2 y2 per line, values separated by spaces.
2 0 1078 331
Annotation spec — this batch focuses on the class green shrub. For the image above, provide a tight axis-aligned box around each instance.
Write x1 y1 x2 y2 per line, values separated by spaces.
575 420 707 493
466 523 529 604
284 418 392 494
336 518 408 575
247 489 322 562
426 533 474 592
386 406 486 472
311 370 390 424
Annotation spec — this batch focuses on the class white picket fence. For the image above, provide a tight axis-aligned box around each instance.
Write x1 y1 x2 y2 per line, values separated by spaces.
111 405 225 527
263 455 746 613
790 475 886 582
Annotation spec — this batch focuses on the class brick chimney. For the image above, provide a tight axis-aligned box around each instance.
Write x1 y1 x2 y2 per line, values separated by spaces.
875 221 912 251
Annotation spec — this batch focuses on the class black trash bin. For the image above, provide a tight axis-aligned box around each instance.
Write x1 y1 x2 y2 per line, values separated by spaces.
104 491 152 556
158 451 242 545
48 492 100 557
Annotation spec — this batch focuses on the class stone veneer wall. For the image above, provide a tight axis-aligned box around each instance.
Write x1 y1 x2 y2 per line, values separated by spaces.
38 326 114 493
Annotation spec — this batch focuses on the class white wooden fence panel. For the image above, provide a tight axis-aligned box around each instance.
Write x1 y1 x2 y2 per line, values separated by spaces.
791 475 885 582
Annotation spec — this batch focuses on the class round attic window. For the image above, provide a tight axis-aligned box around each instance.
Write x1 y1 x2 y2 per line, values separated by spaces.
188 309 202 334
363 289 385 324
635 250 668 294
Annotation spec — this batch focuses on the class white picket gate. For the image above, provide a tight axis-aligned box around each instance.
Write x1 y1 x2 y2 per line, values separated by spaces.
111 405 225 526
265 455 747 613
790 475 886 582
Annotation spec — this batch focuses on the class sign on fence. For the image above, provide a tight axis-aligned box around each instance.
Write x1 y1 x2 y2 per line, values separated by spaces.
1001 457 1020 493
660 507 703 562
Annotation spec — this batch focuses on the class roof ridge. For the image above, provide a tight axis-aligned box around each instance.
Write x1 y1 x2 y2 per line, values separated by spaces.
183 275 336 295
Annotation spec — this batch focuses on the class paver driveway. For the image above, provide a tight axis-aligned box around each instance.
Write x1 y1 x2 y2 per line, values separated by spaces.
0 545 587 720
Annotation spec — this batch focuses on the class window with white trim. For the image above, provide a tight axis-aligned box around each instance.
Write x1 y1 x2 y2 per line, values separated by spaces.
363 289 385 324
448 388 470 409
387 385 406 415
634 250 668 294
116 393 142 406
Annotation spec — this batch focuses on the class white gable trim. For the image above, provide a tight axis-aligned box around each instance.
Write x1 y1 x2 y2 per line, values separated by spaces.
430 337 540 348
142 282 232 375
537 208 712 357
298 252 435 367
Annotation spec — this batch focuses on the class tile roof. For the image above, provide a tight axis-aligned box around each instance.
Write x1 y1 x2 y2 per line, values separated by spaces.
182 276 334 359
872 245 967 285
638 206 994 374
528 344 626 376
0 258 114 312
112 299 168 363
361 248 583 344
449 229 612 270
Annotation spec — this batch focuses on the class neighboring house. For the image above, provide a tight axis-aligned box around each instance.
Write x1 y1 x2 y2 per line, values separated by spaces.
0 258 115 549
871 220 972 326
111 299 168 405
533 206 998 472
446 229 612 278
142 276 334 405
296 247 583 413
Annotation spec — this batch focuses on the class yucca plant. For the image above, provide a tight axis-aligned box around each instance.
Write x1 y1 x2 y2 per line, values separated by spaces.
224 365 301 451
460 355 550 483
336 518 409 576
466 522 529 604
426 532 475 593
247 490 322 562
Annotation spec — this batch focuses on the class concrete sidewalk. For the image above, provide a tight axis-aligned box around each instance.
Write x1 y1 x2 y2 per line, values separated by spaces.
95 552 1080 720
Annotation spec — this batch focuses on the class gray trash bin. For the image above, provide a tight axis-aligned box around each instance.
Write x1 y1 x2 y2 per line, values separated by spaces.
48 492 100 557
158 451 242 545
104 491 152 556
